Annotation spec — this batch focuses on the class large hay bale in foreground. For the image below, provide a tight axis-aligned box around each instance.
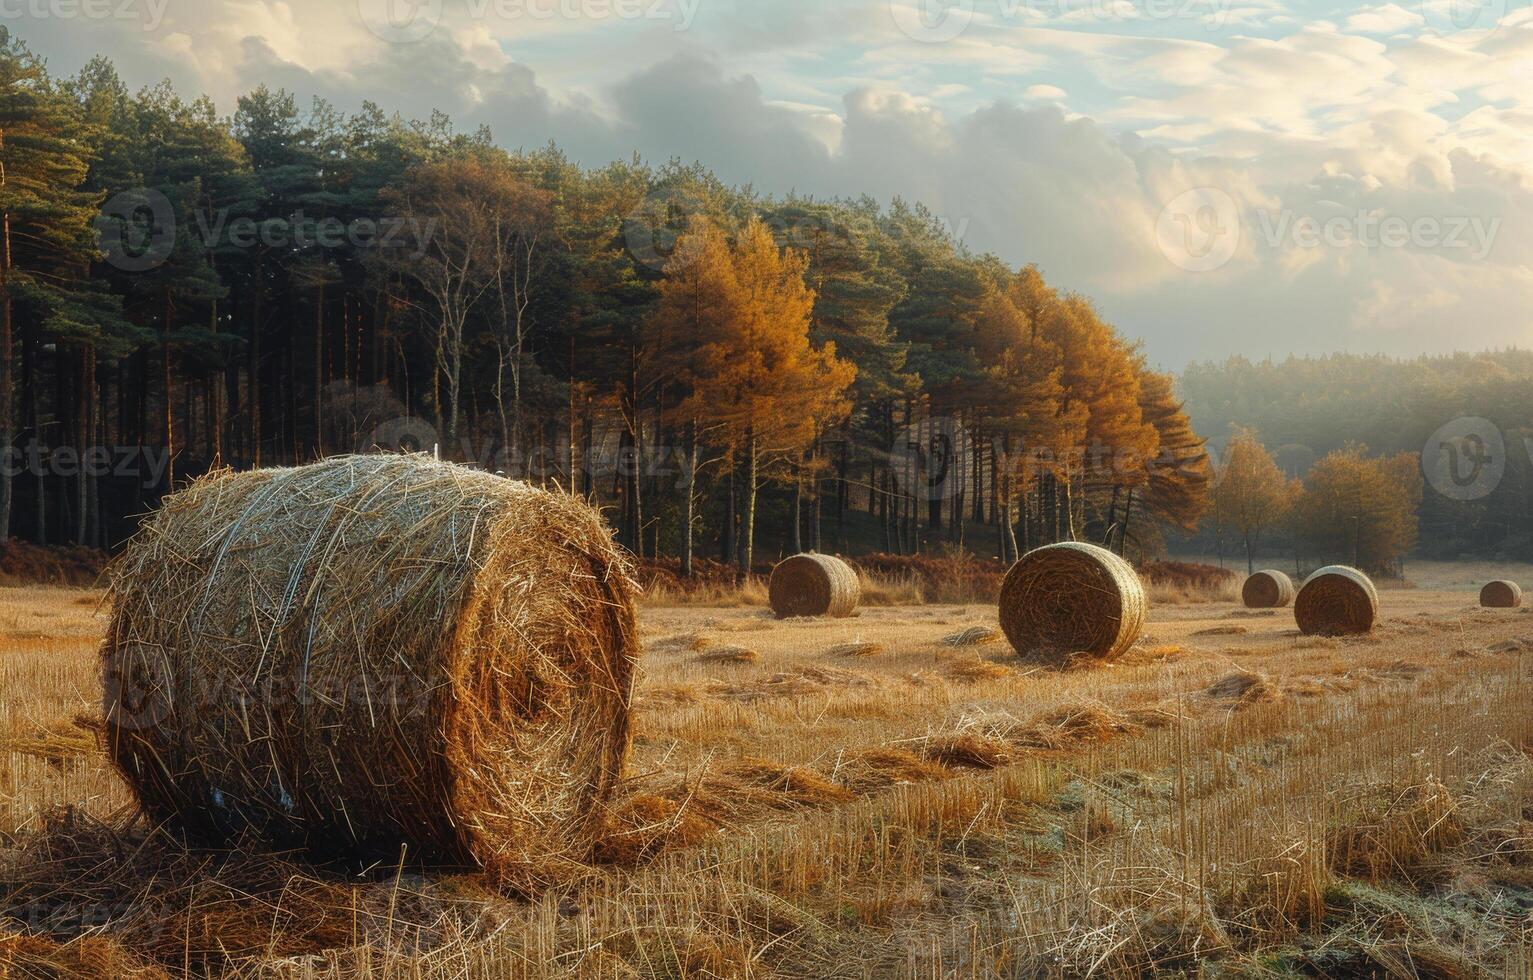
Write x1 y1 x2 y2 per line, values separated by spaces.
101 454 637 886
998 542 1147 666
1480 580 1523 608
768 553 859 618
1242 569 1296 609
1294 565 1378 636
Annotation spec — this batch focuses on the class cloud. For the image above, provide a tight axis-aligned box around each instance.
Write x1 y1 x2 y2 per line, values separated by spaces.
1344 4 1426 35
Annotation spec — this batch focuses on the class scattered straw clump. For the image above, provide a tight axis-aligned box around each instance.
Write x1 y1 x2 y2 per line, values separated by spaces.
825 640 886 659
768 553 860 618
1242 569 1296 609
1294 565 1378 636
696 646 759 664
924 733 1013 770
100 454 638 889
1204 671 1281 708
3 713 102 770
940 625 1001 647
1480 580 1523 608
998 542 1147 666
833 748 948 792
1192 625 1248 637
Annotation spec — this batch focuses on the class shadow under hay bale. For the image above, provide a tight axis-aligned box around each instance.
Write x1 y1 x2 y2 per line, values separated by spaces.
1480 580 1523 608
768 553 859 618
1242 569 1296 609
100 454 638 889
997 542 1147 666
1294 565 1378 636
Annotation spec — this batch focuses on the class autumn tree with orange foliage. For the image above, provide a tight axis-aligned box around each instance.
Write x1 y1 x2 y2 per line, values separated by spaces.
662 216 856 571
1212 427 1295 574
1136 367 1212 546
1294 447 1421 573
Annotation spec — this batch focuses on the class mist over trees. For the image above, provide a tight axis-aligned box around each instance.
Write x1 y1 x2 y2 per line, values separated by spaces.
1184 352 1531 569
0 29 1210 568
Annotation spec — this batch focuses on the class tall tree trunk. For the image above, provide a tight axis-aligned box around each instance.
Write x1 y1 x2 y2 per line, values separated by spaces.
25 325 42 544
723 462 736 567
791 465 803 554
568 335 580 495
0 210 11 544
162 288 175 487
314 284 325 459
682 420 697 577
1105 485 1120 549
813 446 823 553
741 429 758 572
1004 493 1019 564
75 347 93 546
1115 487 1132 556
250 263 263 467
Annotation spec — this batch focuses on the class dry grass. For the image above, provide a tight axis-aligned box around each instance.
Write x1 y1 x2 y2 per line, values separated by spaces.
1148 575 1241 604
2 581 1531 977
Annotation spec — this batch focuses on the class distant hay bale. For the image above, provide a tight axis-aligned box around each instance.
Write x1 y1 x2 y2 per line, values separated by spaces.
997 542 1147 665
1294 565 1378 636
1242 570 1295 609
101 454 637 887
1480 580 1523 608
768 553 859 618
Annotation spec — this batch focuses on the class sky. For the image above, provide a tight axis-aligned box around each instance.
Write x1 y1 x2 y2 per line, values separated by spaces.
11 0 1533 367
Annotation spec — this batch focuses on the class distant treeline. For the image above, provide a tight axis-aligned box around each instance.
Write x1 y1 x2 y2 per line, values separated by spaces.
1181 350 1533 561
0 29 1210 568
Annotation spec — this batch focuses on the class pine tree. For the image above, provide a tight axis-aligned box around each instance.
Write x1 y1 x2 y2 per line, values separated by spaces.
0 29 126 541
1136 368 1211 544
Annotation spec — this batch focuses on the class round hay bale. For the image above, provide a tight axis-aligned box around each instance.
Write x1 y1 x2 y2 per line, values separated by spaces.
1294 565 1378 636
1241 569 1296 609
101 454 637 886
768 553 859 618
1480 580 1523 608
997 542 1147 666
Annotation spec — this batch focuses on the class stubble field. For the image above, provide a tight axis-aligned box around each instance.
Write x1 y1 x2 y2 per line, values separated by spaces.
1 582 1530 977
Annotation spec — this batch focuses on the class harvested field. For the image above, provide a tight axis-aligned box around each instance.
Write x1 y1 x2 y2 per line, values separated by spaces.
1 583 1531 976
